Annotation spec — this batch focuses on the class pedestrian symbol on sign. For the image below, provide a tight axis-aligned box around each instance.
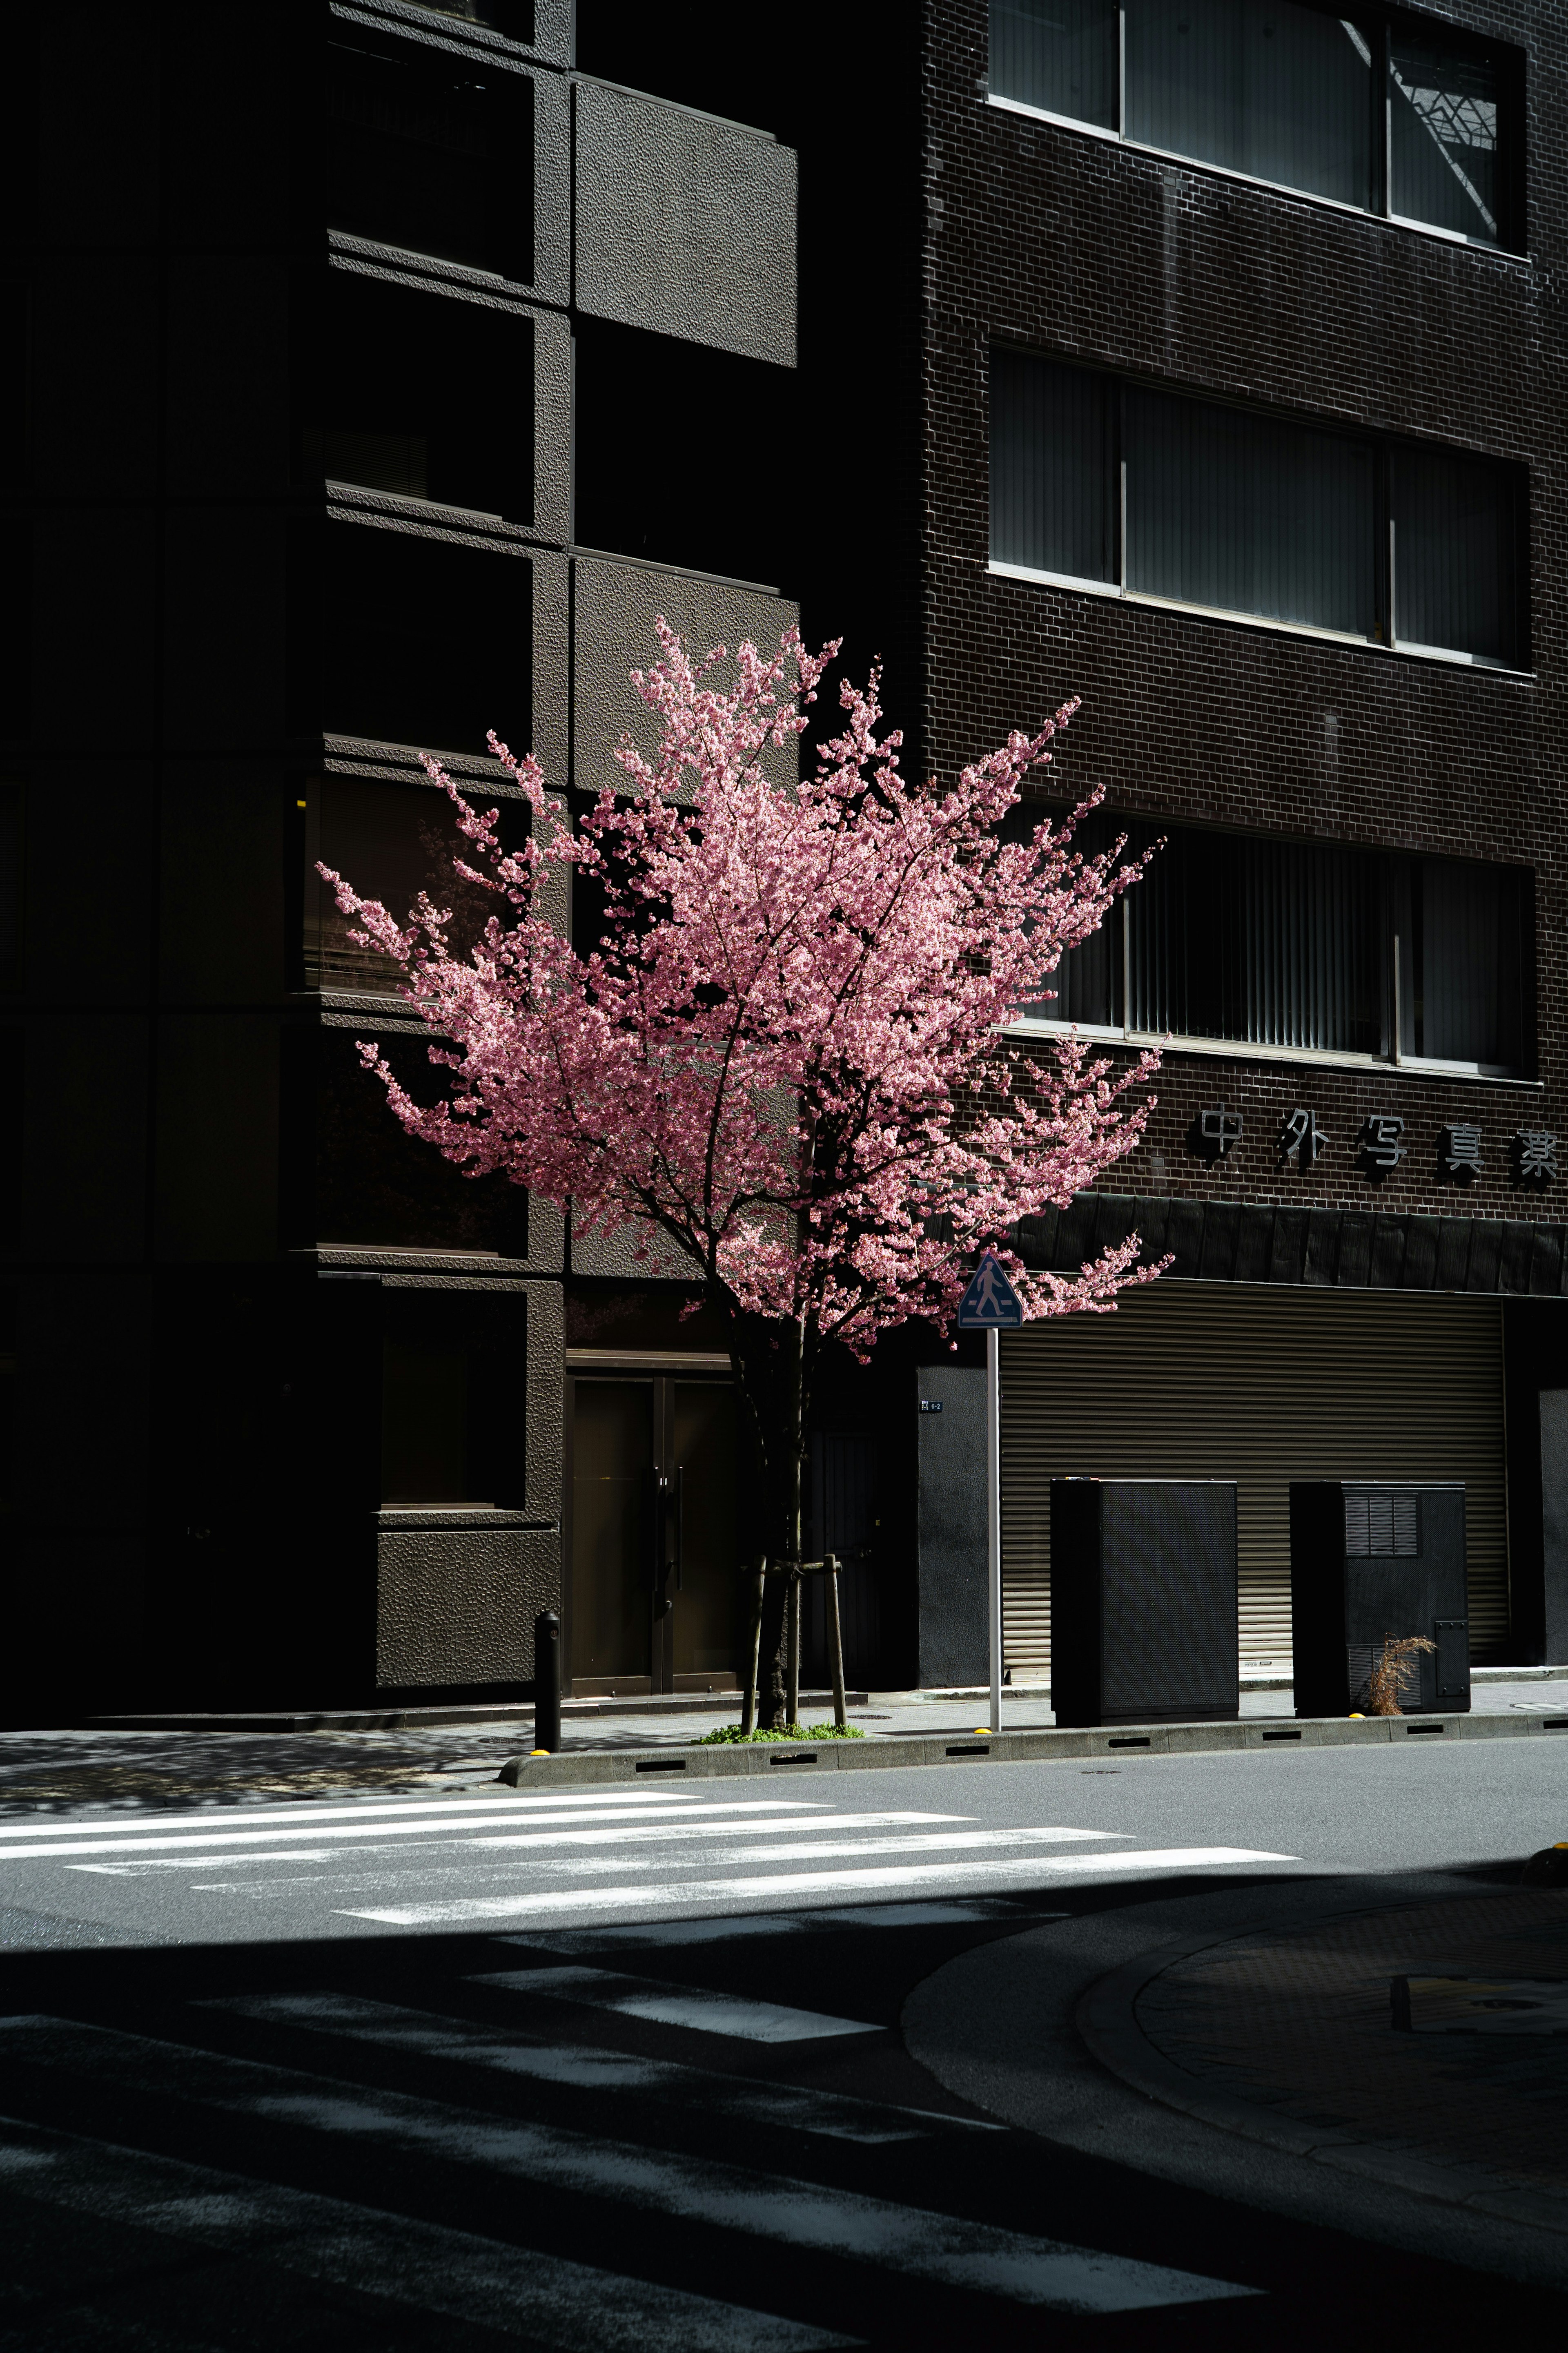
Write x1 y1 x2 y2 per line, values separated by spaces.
957 1251 1025 1328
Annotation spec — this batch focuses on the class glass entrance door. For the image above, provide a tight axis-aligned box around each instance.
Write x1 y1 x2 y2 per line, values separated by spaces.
569 1376 739 1696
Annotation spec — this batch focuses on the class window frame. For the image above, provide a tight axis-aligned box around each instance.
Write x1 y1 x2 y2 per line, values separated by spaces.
989 349 1530 673
1006 813 1535 1081
987 0 1526 258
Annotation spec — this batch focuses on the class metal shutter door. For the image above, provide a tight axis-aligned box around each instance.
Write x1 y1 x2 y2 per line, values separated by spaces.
1000 1283 1508 1677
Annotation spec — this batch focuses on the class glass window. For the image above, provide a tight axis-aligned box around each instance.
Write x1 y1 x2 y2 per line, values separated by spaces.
990 0 1120 130
300 268 535 525
303 774 522 996
1125 386 1377 634
1013 806 1127 1026
991 352 1526 664
1392 449 1519 664
1409 856 1525 1067
991 352 1116 584
1390 33 1500 243
990 0 1518 250
383 1338 472 1504
291 520 534 756
1027 820 1529 1074
1125 827 1383 1050
1125 0 1373 208
327 33 532 280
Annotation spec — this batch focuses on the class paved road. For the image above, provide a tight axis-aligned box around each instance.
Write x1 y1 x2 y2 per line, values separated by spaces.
1 1742 1564 2346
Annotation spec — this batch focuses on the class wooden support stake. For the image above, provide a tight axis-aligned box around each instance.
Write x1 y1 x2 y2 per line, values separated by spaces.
785 1569 802 1729
823 1552 847 1731
741 1557 766 1736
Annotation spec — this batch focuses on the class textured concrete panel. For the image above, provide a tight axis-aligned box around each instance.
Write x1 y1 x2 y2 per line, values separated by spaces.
571 553 798 802
574 80 796 365
917 1364 989 1688
376 1523 559 1687
569 1213 704 1281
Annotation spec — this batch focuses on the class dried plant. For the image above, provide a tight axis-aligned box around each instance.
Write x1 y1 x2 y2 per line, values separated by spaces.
1367 1634 1436 1716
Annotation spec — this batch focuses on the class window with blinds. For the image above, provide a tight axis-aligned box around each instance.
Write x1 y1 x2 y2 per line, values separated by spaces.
990 350 1528 667
990 0 1519 250
1019 810 1530 1076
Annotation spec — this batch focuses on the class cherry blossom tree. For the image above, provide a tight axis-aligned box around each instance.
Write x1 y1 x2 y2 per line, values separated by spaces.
322 625 1162 1720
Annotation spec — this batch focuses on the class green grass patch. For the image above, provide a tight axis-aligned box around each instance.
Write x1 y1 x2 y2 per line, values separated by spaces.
693 1721 866 1745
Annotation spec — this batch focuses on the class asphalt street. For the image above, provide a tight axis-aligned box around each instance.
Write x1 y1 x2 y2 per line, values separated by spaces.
1 1738 1564 2348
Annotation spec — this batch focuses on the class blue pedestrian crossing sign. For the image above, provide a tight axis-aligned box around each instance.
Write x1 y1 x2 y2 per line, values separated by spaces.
956 1251 1025 1328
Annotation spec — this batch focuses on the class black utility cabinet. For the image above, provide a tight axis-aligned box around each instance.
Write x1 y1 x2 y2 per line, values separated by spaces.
1050 1479 1239 1729
1290 1483 1470 1717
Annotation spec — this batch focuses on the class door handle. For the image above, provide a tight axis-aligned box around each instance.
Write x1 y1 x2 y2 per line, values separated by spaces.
672 1463 683 1593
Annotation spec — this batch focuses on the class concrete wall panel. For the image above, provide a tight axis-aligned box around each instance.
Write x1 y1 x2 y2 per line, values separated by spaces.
571 553 798 800
574 79 796 365
375 1523 559 1686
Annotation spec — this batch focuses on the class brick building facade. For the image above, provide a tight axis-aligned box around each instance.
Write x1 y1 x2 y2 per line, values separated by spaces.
917 0 1568 1673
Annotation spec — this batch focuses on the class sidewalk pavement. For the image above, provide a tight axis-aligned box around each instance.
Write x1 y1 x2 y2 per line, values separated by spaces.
0 1678 1563 1814
903 1869 1568 2290
1113 1886 1568 2225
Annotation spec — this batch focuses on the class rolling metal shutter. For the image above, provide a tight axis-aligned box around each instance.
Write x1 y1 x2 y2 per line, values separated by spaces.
1000 1283 1509 1677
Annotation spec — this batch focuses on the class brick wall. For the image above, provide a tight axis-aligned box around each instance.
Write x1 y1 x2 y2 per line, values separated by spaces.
921 0 1568 1225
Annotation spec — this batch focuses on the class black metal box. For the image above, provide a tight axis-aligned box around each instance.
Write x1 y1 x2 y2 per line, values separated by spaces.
1289 1483 1470 1718
1049 1479 1240 1729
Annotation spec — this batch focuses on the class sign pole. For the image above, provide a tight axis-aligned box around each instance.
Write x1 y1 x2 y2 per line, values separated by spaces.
956 1249 1022 1740
987 1324 1002 1735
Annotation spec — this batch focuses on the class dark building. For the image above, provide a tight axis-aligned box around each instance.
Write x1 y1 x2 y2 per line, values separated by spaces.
4 2 1564 1717
2 2 811 1713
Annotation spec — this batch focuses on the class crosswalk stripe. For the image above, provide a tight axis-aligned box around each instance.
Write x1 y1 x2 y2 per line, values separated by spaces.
0 2017 1256 2311
0 1799 836 1865
0 1789 791 1842
711 1830 1118 1863
464 1809 979 1851
0 2110 855 2351
343 1846 1300 1925
472 1965 881 2043
204 1992 999 2140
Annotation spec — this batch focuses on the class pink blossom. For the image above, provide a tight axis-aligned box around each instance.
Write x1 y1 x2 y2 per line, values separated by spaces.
322 623 1165 1365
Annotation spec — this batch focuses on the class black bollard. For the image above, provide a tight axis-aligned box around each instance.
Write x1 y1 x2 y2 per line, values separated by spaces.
533 1610 561 1753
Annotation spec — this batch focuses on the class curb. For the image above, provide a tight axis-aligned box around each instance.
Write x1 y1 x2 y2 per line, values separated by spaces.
496 1706 1568 1785
1075 1907 1568 2239
72 1691 873 1737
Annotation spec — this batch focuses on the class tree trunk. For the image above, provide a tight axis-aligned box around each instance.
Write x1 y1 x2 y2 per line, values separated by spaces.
730 1310 807 1731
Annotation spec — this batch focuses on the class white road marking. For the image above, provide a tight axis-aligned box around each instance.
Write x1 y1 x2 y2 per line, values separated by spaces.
0 2111 852 2351
203 1992 991 2140
345 1847 1300 1925
714 1830 1118 1863
67 1807 951 1877
463 1809 977 1851
472 1966 882 2043
0 1799 834 1864
0 1788 742 1838
0 2018 1256 2312
70 1853 338 1873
